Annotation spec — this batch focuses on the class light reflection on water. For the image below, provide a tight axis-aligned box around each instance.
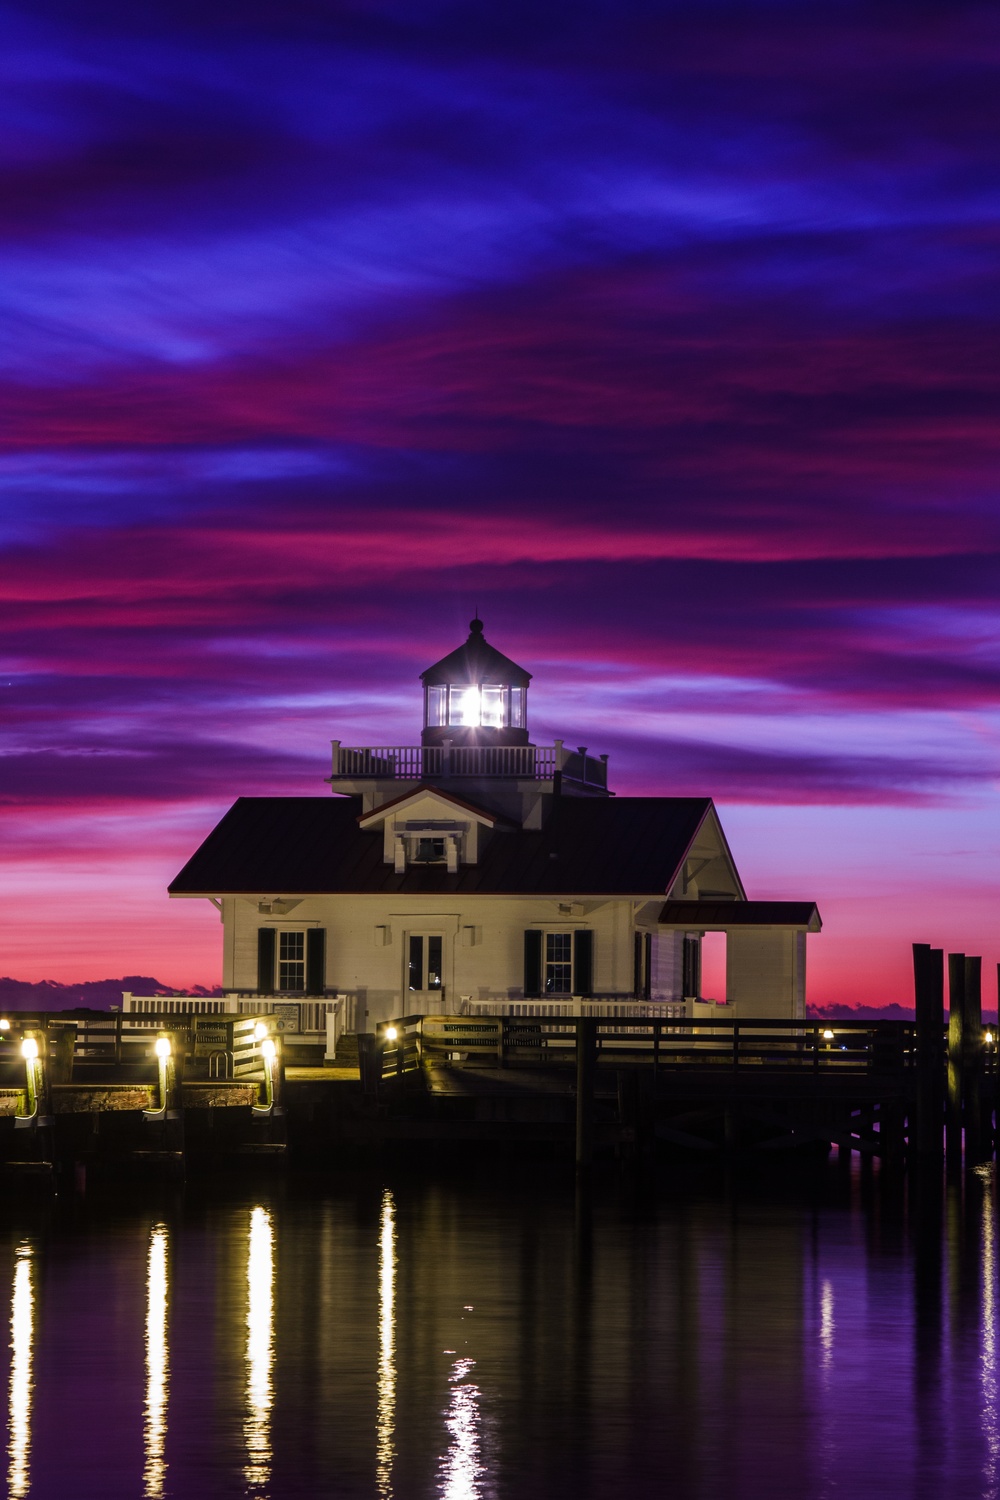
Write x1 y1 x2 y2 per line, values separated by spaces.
7 1242 33 1500
440 1357 486 1500
244 1204 275 1495
143 1223 169 1499
5 1166 1000 1498
376 1187 396 1500
978 1166 999 1492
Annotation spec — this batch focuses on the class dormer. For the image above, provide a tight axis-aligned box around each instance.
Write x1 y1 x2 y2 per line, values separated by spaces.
358 786 500 870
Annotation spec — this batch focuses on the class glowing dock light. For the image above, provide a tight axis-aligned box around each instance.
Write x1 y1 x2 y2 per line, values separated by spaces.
254 1022 269 1043
261 1039 276 1063
0 1018 10 1031
822 1029 835 1042
20 1038 38 1061
154 1037 172 1060
986 1031 995 1047
385 1027 398 1043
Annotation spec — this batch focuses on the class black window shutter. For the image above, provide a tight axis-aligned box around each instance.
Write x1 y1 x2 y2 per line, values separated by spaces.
574 929 594 997
683 934 701 999
257 928 276 995
306 928 326 995
633 932 642 998
643 932 652 1001
524 930 542 998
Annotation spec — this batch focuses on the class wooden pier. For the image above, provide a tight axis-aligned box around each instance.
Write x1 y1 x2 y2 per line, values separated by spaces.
1 945 995 1181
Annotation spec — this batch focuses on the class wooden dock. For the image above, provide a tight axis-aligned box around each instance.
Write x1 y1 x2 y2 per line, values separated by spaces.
1 945 993 1179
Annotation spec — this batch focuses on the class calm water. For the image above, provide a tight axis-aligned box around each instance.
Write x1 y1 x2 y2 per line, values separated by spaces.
2 1162 999 1499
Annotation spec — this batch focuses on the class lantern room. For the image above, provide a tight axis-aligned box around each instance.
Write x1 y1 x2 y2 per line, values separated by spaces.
420 618 531 746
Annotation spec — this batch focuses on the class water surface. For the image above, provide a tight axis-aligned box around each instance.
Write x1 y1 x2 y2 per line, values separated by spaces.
2 1163 997 1499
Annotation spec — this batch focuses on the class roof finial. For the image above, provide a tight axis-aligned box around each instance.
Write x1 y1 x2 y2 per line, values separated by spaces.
470 613 484 635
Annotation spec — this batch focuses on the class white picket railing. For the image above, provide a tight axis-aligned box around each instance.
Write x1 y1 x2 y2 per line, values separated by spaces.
123 993 345 1040
458 996 689 1020
329 742 610 785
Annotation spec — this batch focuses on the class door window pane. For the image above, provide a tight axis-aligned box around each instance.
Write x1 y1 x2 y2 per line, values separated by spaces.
408 935 423 992
427 936 443 990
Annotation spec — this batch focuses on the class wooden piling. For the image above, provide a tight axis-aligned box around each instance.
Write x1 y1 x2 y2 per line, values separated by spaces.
357 1033 378 1095
575 1018 597 1170
946 953 966 1172
50 1025 75 1085
270 1036 285 1115
963 957 984 1164
913 944 944 1161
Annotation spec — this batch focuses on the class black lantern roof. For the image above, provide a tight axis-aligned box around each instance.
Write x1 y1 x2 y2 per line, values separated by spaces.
420 619 532 687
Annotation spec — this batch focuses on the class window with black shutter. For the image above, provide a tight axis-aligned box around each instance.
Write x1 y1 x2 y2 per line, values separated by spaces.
306 928 326 994
524 929 542 998
257 928 276 995
682 934 701 999
573 929 594 997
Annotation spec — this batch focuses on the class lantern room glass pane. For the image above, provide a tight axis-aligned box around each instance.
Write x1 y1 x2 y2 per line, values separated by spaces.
481 685 505 727
426 685 447 727
449 684 480 726
510 688 525 728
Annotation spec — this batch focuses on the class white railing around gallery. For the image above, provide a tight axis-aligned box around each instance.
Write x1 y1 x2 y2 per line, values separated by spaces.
329 741 609 788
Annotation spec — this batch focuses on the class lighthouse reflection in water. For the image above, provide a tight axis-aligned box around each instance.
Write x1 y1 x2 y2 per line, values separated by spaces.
3 1168 1000 1498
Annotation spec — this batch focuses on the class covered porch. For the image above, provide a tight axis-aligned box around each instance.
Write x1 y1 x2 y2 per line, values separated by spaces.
657 900 822 1020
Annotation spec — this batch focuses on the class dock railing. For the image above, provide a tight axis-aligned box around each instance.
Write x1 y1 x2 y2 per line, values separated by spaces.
0 1010 279 1077
370 1014 922 1084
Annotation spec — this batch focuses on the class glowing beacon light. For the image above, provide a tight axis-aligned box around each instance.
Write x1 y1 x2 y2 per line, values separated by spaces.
420 618 532 750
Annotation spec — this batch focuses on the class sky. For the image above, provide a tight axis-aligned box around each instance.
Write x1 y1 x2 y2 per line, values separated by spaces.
1 0 998 1007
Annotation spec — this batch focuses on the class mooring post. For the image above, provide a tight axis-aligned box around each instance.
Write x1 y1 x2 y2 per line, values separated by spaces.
947 953 966 1172
963 957 984 1165
357 1033 378 1095
50 1024 75 1085
268 1035 285 1115
913 944 944 1161
575 1017 597 1170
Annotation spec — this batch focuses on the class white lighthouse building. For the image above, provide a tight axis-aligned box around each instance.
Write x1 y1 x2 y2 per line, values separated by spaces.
168 619 820 1038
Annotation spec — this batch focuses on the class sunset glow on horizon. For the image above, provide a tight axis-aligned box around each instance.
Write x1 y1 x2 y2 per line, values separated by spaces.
2 2 999 1008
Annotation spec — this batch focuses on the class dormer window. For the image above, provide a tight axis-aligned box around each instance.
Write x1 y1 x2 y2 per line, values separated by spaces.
415 837 446 863
393 821 463 873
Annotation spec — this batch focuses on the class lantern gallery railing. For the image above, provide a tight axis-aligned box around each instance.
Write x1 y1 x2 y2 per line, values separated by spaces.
329 742 609 787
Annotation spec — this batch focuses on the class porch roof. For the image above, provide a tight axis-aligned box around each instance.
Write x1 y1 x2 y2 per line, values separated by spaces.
658 900 821 932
